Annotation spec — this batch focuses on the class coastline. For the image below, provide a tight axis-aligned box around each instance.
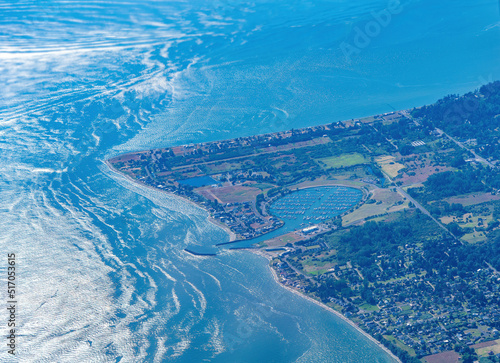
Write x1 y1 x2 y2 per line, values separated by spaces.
105 157 400 360
250 249 403 363
104 112 409 363
104 159 237 241
105 111 392 248
207 215 237 242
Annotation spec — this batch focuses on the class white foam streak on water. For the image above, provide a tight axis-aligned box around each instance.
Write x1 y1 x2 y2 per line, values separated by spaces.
203 271 222 290
99 162 208 220
3 0 498 361
143 271 158 307
206 318 226 357
185 280 207 317
0 193 127 361
171 288 181 314
153 264 178 283
169 338 191 358
153 335 168 363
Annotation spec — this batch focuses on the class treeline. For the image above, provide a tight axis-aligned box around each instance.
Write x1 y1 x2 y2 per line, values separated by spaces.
408 168 487 202
335 212 439 277
425 200 465 217
423 232 500 274
315 279 351 301
311 208 500 298
308 211 441 284
375 334 421 363
413 81 500 136
407 161 500 207
412 80 500 159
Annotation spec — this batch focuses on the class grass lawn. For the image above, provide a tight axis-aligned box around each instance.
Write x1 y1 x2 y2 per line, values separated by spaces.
204 185 262 203
379 273 417 285
479 357 496 363
420 312 433 320
204 161 244 173
461 232 487 244
306 244 321 250
261 232 304 248
280 235 297 244
342 188 406 225
439 213 494 244
250 182 276 190
465 329 482 338
360 303 380 312
300 255 336 275
475 339 500 356
308 269 328 276
317 153 367 168
383 335 417 356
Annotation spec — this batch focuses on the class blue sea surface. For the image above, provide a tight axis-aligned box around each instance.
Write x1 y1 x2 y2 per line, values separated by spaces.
1 0 499 362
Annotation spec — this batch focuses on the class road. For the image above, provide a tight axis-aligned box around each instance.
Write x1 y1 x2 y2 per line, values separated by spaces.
397 185 461 241
436 128 496 168
486 261 499 276
379 169 461 242
402 110 495 168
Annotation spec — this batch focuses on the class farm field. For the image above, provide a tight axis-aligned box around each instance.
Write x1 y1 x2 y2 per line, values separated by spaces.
109 82 500 363
473 339 500 357
317 153 367 169
342 188 407 226
444 192 500 206
376 155 405 178
198 184 263 203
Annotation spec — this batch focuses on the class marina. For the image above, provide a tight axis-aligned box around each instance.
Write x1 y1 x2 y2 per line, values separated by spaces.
225 186 363 248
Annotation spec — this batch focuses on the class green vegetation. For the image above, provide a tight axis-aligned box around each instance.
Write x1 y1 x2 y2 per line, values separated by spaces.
317 153 367 168
413 81 500 159
273 210 500 360
110 81 500 362
408 166 490 202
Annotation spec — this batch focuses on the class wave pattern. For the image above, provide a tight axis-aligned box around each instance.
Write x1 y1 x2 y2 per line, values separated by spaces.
2 0 498 362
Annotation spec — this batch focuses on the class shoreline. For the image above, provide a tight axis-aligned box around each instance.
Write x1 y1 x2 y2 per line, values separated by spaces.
207 215 237 242
105 107 397 246
104 112 406 362
106 159 368 246
105 158 400 360
250 249 403 363
217 181 368 247
104 159 238 242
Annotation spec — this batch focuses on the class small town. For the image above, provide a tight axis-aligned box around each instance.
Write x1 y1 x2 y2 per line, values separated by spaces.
270 225 500 363
109 81 500 363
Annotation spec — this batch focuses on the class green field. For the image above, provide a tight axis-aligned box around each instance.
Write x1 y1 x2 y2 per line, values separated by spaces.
317 153 367 168
461 232 488 244
297 254 336 276
250 182 276 190
360 303 379 312
383 335 416 357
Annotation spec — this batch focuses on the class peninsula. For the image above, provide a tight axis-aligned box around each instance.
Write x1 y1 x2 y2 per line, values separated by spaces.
108 81 500 363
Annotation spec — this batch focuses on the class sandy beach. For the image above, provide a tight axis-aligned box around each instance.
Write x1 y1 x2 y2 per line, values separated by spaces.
105 159 399 361
250 249 403 363
104 159 237 241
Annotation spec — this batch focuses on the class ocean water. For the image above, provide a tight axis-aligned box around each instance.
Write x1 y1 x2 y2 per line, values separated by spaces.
1 0 499 362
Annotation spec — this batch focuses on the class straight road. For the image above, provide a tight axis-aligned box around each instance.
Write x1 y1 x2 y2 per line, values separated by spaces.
436 128 496 168
380 169 461 242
